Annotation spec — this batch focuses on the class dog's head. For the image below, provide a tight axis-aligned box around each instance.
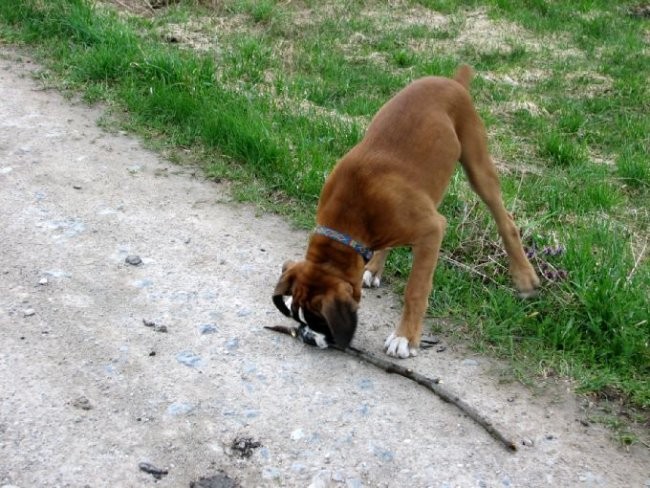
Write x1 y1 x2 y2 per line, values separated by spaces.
272 260 358 348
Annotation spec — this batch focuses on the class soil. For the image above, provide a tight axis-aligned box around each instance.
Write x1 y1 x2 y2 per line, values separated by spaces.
0 48 648 487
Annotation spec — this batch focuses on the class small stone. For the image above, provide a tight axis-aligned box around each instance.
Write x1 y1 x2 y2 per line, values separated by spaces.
372 445 394 462
258 447 271 460
290 428 304 441
578 472 603 484
243 409 259 418
261 467 281 480
310 470 332 487
176 351 203 368
521 438 534 447
332 471 346 482
357 378 373 390
138 462 168 480
358 403 371 416
143 319 156 327
200 323 218 335
237 307 252 317
166 402 195 416
72 396 93 410
346 478 363 488
149 351 156 357
153 324 168 333
73 184 82 190
38 277 48 285
125 255 142 266
436 345 446 353
23 309 35 317
190 472 238 488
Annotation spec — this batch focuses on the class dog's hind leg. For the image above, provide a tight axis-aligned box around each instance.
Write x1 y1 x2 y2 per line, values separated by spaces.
363 249 390 288
385 213 446 358
458 116 540 296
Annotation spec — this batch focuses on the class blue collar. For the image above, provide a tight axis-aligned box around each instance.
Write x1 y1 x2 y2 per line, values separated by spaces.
313 225 373 263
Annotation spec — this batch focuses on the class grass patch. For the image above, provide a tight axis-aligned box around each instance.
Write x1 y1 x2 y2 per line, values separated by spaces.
1 0 648 415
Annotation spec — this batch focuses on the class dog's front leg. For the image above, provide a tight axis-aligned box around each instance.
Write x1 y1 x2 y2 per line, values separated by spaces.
385 214 446 358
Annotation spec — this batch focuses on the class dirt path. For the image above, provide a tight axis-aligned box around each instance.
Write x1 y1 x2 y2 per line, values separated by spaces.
0 49 647 487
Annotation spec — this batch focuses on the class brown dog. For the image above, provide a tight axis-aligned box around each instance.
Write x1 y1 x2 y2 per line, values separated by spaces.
272 65 540 358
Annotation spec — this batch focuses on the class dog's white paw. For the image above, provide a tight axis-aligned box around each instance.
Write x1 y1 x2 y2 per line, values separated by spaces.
362 270 382 288
384 333 418 359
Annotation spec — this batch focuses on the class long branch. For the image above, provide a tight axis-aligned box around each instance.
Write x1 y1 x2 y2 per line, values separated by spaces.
265 325 517 452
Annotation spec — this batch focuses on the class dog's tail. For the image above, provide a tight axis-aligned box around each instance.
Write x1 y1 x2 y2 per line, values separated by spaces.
453 64 474 91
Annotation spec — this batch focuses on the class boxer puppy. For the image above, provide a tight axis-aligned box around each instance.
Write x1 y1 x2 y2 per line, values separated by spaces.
273 65 540 358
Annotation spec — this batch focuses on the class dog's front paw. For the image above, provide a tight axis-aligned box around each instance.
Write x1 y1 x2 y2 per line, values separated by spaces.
362 270 382 288
384 333 418 359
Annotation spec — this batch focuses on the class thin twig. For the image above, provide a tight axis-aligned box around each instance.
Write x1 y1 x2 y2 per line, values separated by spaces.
265 325 518 452
509 169 526 214
143 0 156 12
626 239 647 285
441 255 510 291
458 201 478 231
112 0 137 12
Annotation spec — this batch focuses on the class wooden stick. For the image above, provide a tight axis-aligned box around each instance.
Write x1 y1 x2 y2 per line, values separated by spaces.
265 325 517 452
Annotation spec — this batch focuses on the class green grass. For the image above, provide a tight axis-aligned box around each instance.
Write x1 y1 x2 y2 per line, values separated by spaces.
1 0 648 415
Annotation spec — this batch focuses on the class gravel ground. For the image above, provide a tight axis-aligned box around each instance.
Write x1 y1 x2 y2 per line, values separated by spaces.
0 48 648 488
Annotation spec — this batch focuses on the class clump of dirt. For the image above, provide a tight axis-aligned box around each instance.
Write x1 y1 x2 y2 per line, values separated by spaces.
229 436 262 459
100 0 161 16
481 68 550 87
158 19 219 52
455 8 541 54
629 3 650 18
190 472 239 488
565 71 614 98
362 3 449 30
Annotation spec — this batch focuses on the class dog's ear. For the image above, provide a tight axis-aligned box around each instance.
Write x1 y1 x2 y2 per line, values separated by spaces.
321 285 358 349
281 260 296 273
272 263 296 317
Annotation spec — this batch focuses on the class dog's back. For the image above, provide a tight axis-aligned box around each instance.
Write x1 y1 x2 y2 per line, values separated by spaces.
357 67 479 167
